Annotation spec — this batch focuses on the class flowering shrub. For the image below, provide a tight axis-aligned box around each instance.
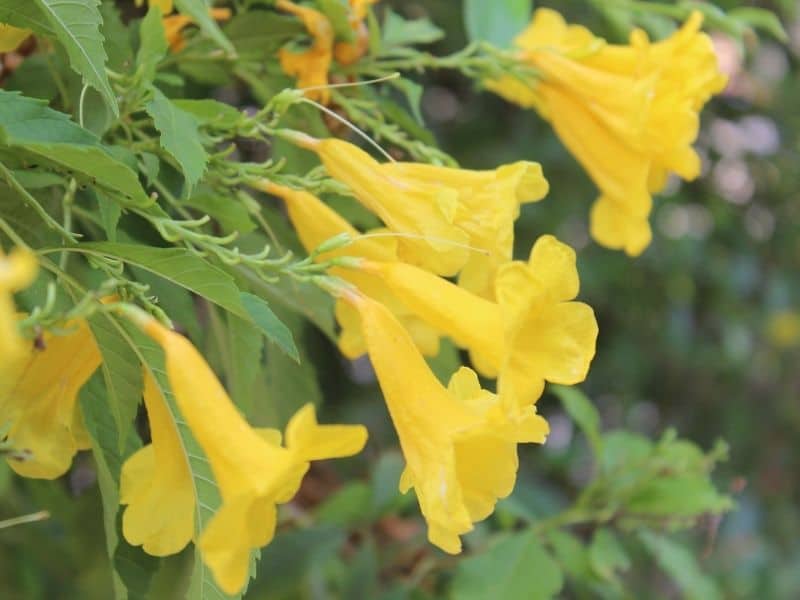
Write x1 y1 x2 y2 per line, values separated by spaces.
0 1 787 598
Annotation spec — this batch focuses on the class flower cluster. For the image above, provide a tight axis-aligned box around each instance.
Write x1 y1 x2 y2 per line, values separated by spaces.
262 130 599 552
488 9 727 256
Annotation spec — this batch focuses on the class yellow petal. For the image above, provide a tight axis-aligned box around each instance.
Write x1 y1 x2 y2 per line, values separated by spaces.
0 23 31 52
285 403 367 462
120 372 194 556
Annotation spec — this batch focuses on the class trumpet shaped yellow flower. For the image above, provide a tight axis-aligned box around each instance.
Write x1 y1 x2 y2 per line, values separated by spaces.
357 235 598 405
381 160 549 299
350 292 548 553
120 372 194 556
260 181 441 358
487 9 726 256
2 319 100 479
294 135 470 276
0 23 31 52
333 0 379 65
0 246 37 365
135 315 366 594
277 0 334 104
135 0 173 13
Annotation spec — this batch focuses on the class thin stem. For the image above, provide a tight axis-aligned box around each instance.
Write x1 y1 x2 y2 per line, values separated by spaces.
0 510 50 531
78 84 89 128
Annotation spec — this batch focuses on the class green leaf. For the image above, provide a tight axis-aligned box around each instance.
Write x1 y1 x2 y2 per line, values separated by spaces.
551 385 602 456
0 90 151 207
729 7 788 42
183 193 256 234
66 242 249 319
257 276 336 341
463 0 531 47
240 292 299 362
173 0 235 54
588 529 630 582
639 531 722 600
172 100 243 129
137 6 169 83
0 0 53 36
382 9 443 47
88 312 144 452
97 191 122 241
32 0 118 115
225 313 264 415
389 78 425 125
224 11 304 59
316 482 373 526
146 88 208 192
546 530 592 580
451 531 564 600
315 0 356 42
626 474 733 518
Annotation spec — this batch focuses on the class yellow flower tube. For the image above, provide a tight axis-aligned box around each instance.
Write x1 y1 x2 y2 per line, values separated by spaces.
292 135 470 276
380 160 549 299
350 292 547 553
135 0 173 13
277 0 334 104
132 313 366 594
0 246 37 365
120 372 195 557
487 8 726 256
355 235 598 405
260 181 442 357
0 23 31 52
333 0 379 65
2 319 100 479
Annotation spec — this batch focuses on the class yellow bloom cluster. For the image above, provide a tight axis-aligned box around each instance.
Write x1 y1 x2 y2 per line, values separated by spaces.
487 9 727 256
261 129 598 551
277 0 378 103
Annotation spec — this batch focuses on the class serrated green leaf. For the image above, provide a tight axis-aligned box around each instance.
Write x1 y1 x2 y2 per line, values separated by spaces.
97 190 122 241
137 6 169 83
32 0 118 115
173 0 235 54
464 0 531 48
88 312 144 452
146 88 208 192
0 89 97 146
639 531 722 600
64 242 249 319
451 531 563 600
381 9 443 47
257 276 336 341
241 292 299 362
626 474 733 517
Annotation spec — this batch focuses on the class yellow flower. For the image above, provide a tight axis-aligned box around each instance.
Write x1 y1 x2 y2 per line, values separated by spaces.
766 310 800 349
259 181 441 358
0 246 37 365
357 235 598 405
349 292 548 553
277 0 334 104
380 160 549 299
487 9 727 256
2 319 100 479
333 0 379 65
294 135 478 276
120 372 194 557
0 23 31 52
162 8 232 53
135 0 174 14
135 314 366 594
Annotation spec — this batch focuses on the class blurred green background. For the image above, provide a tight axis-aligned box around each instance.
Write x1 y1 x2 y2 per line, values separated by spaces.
1 0 799 598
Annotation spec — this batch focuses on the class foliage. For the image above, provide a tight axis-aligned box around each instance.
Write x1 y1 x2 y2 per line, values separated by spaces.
0 0 792 598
